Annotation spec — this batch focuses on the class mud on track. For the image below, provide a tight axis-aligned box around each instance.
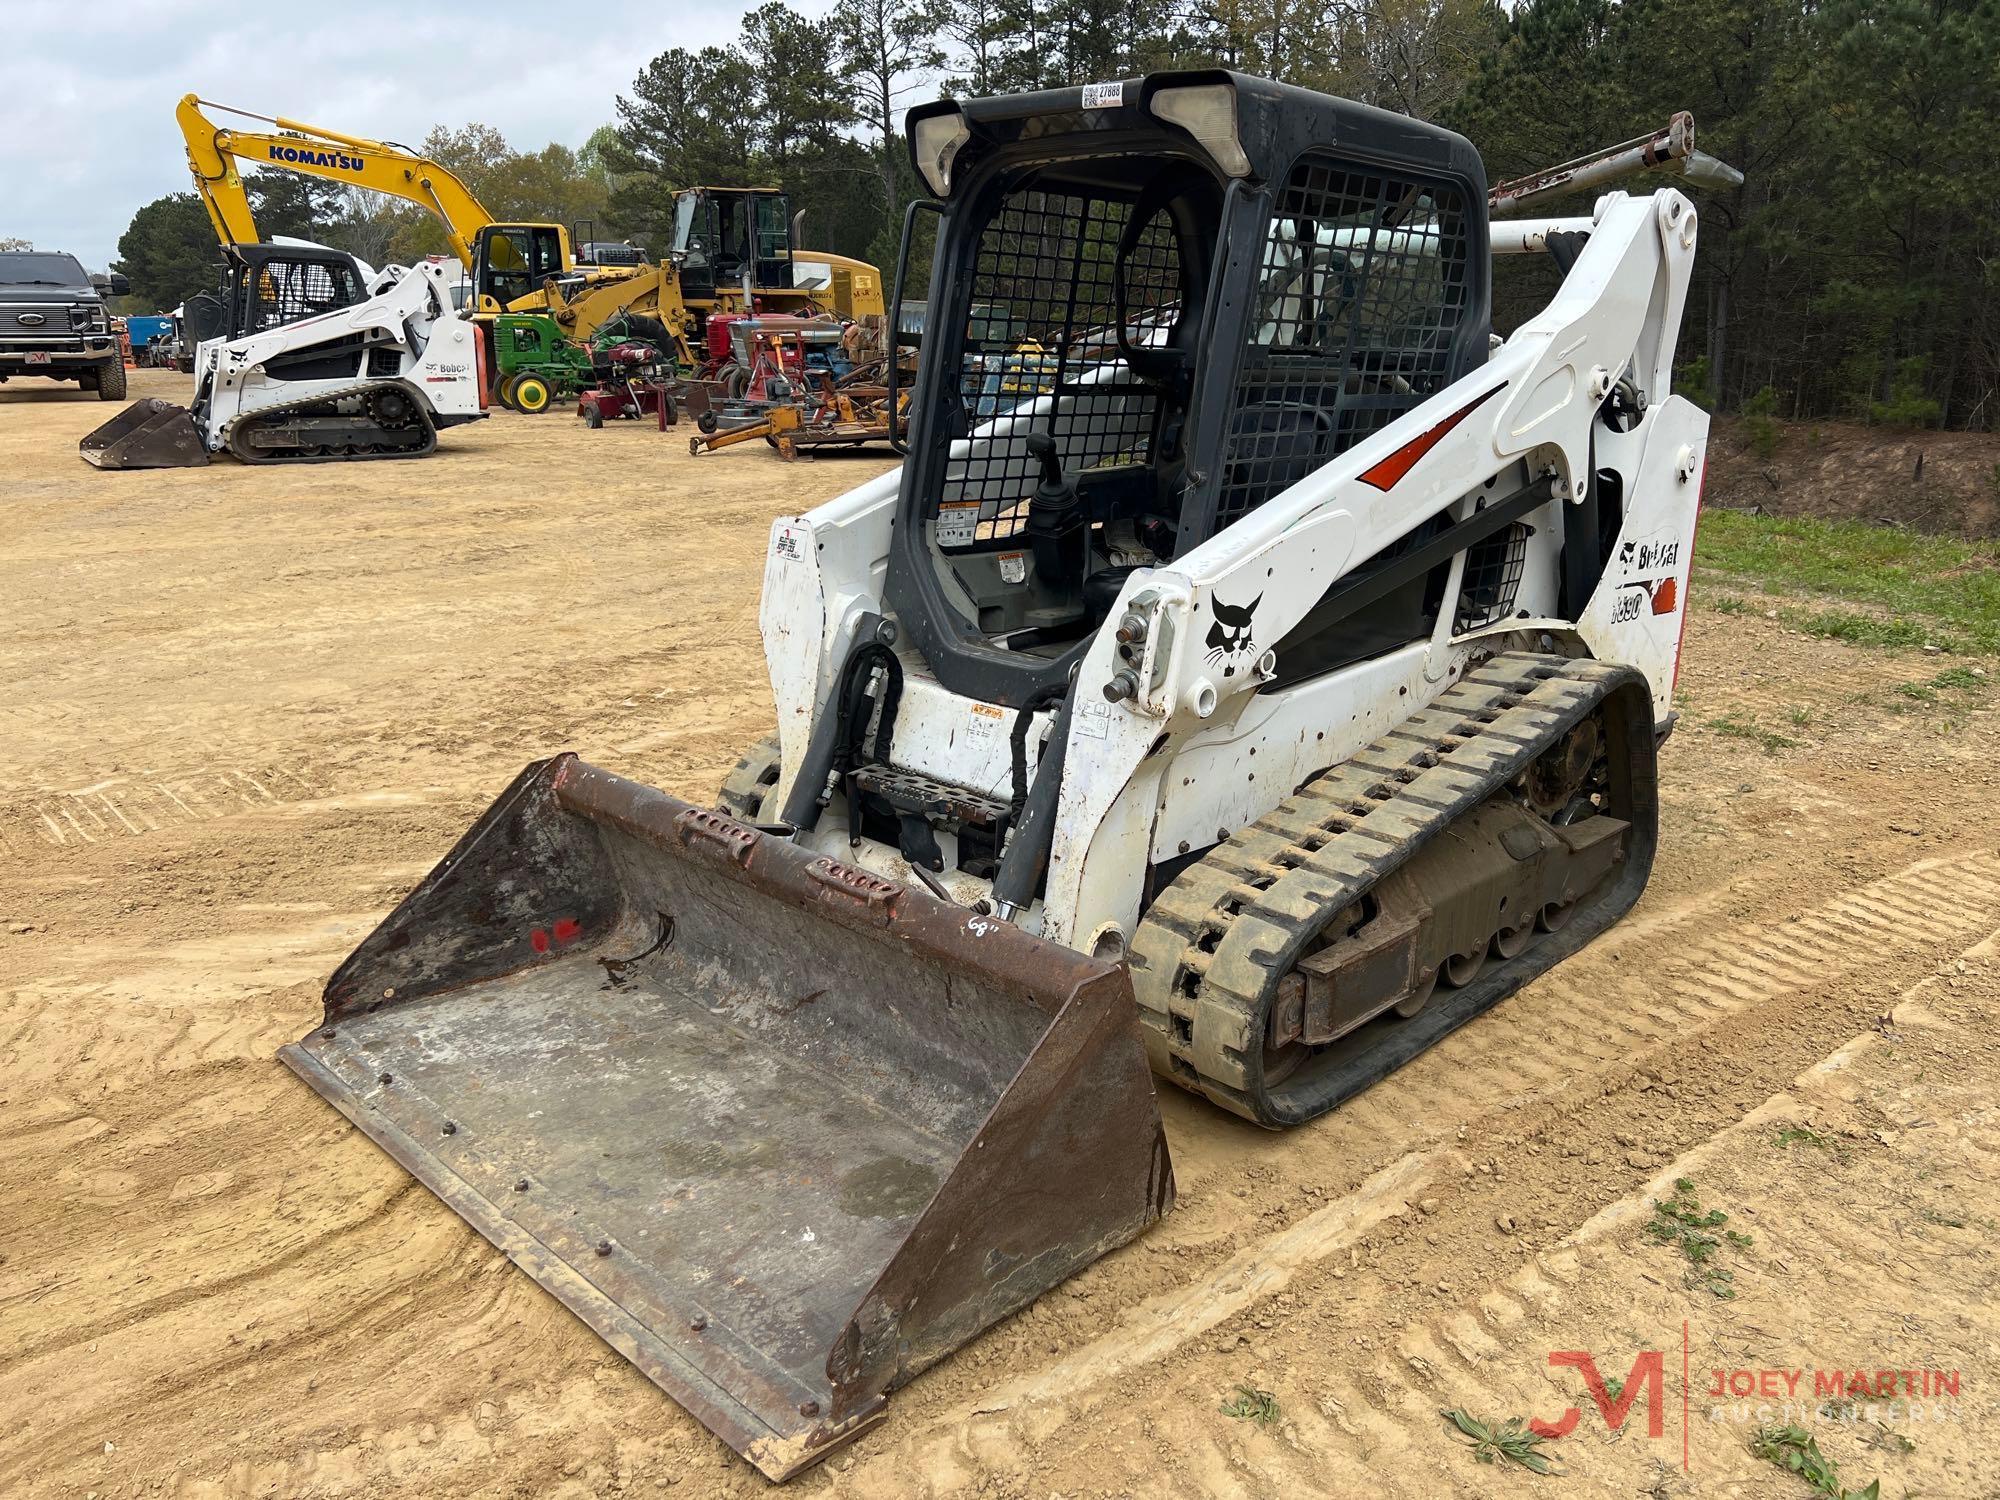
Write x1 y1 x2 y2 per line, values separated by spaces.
3 370 1996 1498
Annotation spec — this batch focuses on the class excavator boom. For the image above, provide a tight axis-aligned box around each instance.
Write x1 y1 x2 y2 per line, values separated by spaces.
178 95 500 267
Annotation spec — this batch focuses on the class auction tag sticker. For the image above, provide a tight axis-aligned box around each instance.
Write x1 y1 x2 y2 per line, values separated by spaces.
997 551 1027 584
1081 81 1125 109
936 502 981 547
772 523 809 563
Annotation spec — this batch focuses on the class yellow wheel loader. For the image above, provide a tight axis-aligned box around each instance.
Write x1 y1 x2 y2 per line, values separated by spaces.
283 72 1717 1478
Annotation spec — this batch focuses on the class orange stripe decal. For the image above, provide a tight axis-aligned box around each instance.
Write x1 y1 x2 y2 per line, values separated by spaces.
1357 383 1506 492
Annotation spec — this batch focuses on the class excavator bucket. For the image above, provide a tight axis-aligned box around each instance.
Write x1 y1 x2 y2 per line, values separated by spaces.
279 755 1173 1480
78 398 208 468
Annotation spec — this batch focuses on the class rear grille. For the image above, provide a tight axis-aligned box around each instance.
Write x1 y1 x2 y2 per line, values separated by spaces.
1456 522 1530 631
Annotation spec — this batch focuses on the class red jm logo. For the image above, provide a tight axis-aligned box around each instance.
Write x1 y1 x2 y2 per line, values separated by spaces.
1531 1351 1666 1439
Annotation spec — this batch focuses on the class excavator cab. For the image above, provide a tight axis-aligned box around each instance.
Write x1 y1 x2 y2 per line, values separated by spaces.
469 223 571 313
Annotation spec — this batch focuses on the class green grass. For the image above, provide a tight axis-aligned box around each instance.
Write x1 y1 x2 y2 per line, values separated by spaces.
1645 1177 1753 1298
1221 1383 1280 1426
1749 1422 1880 1499
1696 509 2000 654
1774 1124 1851 1162
1443 1408 1563 1474
1870 666 1991 727
1706 712 1798 753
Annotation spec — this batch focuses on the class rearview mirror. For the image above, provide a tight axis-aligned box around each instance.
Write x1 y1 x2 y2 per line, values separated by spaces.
184 292 227 345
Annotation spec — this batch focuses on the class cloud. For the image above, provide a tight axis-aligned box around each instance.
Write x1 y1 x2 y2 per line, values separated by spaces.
1 0 825 282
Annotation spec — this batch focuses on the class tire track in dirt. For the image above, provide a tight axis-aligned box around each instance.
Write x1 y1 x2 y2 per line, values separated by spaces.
0 764 322 857
836 864 2000 1498
1246 954 2000 1499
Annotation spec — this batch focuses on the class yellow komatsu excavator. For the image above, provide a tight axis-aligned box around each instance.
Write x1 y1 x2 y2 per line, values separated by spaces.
178 97 885 371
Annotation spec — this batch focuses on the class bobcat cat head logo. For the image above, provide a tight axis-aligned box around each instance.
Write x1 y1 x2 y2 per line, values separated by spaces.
1205 592 1262 677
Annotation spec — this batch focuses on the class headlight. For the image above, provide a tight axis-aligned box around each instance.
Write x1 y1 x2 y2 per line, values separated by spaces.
1149 82 1251 178
911 110 972 198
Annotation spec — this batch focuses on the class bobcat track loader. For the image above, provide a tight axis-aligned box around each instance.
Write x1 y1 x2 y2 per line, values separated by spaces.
282 72 1709 1478
81 245 483 467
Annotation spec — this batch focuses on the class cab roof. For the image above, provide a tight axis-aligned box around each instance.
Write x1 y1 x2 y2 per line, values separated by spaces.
907 68 1485 198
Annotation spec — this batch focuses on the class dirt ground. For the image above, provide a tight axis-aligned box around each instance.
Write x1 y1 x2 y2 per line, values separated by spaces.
4 369 1996 1500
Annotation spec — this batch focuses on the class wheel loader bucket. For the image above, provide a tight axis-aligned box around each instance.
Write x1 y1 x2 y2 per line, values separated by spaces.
78 398 208 468
279 755 1172 1480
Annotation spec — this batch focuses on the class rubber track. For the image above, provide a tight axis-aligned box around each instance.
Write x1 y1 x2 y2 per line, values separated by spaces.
1130 651 1651 1127
220 380 437 465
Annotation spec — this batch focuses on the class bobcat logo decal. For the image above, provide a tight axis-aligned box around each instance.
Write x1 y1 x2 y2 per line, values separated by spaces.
1205 592 1262 677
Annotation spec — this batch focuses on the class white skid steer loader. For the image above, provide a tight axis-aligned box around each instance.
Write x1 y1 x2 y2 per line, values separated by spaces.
279 73 1711 1478
81 243 483 467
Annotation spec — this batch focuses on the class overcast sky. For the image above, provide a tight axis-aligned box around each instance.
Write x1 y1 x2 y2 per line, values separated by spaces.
3 0 843 273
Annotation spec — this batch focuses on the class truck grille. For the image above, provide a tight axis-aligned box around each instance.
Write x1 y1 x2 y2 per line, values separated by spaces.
0 302 101 336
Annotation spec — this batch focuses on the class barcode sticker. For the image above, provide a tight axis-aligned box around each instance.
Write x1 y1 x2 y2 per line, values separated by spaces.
1081 81 1125 110
936 502 980 547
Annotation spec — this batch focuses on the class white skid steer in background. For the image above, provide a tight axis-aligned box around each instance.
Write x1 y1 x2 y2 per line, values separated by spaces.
277 73 1715 1480
81 244 483 467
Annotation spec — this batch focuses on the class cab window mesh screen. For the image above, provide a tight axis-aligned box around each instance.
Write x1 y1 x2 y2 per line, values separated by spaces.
249 260 365 333
1215 156 1471 529
935 190 1179 548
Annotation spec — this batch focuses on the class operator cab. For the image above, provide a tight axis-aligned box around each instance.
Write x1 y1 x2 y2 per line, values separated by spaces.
215 243 369 339
888 72 1491 707
671 187 794 299
470 224 568 312
181 243 386 400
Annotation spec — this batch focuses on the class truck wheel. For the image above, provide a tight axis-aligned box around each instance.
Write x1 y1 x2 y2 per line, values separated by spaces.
96 359 127 401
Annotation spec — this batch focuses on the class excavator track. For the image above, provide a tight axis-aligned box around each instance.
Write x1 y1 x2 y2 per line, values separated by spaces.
220 380 437 464
1130 651 1660 1128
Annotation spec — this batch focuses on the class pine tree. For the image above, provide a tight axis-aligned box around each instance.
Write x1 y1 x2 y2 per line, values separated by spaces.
112 193 221 310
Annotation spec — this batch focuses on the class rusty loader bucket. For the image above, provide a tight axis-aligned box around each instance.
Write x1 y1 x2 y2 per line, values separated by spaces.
279 755 1172 1479
79 398 208 468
